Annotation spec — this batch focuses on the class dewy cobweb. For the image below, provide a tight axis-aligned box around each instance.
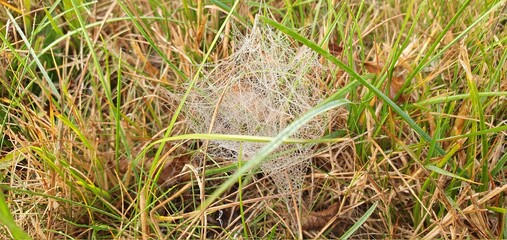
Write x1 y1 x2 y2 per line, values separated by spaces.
185 16 333 206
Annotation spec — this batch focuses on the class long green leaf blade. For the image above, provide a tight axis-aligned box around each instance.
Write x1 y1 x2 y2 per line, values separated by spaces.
204 99 350 207
260 16 445 156
341 201 378 240
0 191 32 240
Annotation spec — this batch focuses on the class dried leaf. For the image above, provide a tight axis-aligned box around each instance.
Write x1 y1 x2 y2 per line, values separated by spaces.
452 102 469 136
390 75 406 101
363 62 408 102
302 202 340 231
363 61 382 74
426 112 436 136
146 154 191 185
110 147 191 186
329 43 343 56
196 13 207 45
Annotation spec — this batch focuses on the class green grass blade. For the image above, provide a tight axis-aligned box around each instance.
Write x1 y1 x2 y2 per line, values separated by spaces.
459 57 489 189
146 0 241 185
203 99 350 208
424 164 480 185
62 0 85 29
410 91 507 107
340 201 378 240
399 0 472 98
403 0 504 97
71 0 111 100
439 125 507 142
6 11 61 100
56 114 94 151
0 191 32 240
486 206 507 214
210 0 248 26
43 7 64 37
0 184 121 220
152 133 349 144
491 152 507 176
116 0 186 79
260 16 445 156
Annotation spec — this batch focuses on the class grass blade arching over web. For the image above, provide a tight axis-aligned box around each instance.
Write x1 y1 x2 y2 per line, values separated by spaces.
203 99 350 208
260 16 445 156
150 133 349 144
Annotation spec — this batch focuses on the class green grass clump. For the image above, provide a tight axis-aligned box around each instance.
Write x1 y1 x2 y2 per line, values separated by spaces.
0 0 506 239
